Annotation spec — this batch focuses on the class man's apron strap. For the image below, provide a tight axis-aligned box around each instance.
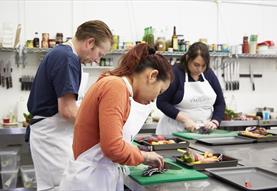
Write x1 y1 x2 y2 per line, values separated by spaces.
25 118 45 143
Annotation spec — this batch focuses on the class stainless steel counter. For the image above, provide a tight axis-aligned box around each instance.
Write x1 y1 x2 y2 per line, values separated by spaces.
1 125 277 190
125 139 277 191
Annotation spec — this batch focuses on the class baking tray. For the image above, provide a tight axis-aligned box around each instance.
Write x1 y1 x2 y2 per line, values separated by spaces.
196 136 255 146
207 167 277 191
175 153 238 170
238 131 277 142
134 136 189 151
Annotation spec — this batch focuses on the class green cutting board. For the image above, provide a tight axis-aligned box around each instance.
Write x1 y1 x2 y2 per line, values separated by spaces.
173 130 238 140
129 159 207 185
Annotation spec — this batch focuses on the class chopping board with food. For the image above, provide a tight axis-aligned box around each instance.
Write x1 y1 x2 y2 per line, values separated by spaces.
129 159 207 185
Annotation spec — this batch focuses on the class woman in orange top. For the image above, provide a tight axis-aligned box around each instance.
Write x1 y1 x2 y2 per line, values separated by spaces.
59 43 173 191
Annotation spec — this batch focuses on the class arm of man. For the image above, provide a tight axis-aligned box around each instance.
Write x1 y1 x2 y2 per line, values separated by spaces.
58 93 78 123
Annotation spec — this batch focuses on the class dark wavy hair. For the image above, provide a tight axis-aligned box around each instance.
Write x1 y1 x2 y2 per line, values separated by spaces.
103 43 173 82
179 42 210 72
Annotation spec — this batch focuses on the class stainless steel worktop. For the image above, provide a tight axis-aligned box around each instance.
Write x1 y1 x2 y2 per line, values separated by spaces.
1 124 277 190
125 138 277 191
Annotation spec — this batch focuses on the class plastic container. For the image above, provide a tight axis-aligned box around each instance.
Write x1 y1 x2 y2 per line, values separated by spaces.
20 165 37 188
0 148 20 171
0 169 18 189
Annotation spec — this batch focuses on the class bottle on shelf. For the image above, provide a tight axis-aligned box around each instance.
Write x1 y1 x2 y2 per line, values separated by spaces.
41 33 49 48
249 34 258 54
172 26 178 51
56 33 63 45
33 32 40 48
242 36 249 54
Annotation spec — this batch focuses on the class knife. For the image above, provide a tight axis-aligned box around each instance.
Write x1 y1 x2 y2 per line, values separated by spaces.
249 63 255 91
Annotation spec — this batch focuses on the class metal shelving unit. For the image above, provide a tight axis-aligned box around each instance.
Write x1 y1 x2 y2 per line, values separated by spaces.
236 53 277 59
83 65 114 70
0 47 18 52
0 47 21 66
23 47 49 54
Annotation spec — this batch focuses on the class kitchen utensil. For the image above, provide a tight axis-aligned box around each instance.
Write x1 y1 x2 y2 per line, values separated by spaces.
249 63 255 91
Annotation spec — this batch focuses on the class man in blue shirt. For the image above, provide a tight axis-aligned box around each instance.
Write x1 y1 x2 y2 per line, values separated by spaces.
27 20 113 191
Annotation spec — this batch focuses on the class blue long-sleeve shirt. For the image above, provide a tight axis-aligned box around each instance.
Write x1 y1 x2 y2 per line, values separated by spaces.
157 64 225 123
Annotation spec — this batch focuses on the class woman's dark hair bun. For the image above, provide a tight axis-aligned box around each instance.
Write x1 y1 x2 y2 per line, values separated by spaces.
148 47 156 55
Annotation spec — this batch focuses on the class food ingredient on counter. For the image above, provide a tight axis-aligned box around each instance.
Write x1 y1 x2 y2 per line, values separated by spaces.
177 148 223 164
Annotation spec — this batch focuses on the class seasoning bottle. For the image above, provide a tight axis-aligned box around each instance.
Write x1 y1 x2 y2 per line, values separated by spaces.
242 36 249 54
249 34 258 54
56 33 63 45
172 26 178 51
41 33 49 48
33 32 40 48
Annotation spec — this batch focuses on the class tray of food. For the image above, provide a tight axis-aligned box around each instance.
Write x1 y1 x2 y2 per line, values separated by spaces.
175 148 238 170
207 166 277 191
134 135 189 151
196 136 255 146
239 127 277 142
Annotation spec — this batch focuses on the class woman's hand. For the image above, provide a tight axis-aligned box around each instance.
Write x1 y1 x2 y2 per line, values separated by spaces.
204 120 219 130
183 118 198 132
176 112 198 132
141 151 164 169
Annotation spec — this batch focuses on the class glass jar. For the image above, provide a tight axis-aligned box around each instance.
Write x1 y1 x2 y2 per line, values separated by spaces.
156 37 166 51
56 33 63 45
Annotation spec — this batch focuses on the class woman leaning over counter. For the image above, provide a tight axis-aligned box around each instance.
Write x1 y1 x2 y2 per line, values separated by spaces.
156 42 225 135
59 43 173 191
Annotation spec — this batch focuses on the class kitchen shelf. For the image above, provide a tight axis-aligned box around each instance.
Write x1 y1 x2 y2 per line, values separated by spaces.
83 65 114 69
160 51 230 57
19 48 277 58
236 53 277 59
0 47 18 52
23 47 49 54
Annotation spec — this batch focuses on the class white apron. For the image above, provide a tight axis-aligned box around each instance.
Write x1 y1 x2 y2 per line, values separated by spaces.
156 73 216 135
59 77 152 191
30 41 89 191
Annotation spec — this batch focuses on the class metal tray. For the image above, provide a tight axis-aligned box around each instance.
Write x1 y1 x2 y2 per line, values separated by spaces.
134 136 189 151
238 131 277 142
176 154 238 170
196 136 255 146
207 167 277 191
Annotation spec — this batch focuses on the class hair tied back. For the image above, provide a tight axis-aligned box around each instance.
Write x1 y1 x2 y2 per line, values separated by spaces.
148 47 156 55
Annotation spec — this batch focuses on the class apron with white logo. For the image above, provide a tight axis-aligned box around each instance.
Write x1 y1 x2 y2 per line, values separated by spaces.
59 77 152 191
156 73 216 135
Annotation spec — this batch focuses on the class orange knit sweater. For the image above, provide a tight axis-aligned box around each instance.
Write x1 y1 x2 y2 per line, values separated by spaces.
73 76 144 166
